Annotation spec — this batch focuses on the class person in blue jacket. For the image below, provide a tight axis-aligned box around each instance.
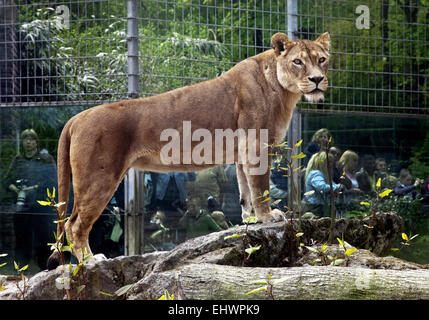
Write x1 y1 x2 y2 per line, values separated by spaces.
303 151 346 217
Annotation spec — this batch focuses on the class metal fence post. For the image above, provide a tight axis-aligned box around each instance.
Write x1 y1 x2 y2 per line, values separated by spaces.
127 0 139 99
124 168 145 255
287 0 302 210
124 0 144 256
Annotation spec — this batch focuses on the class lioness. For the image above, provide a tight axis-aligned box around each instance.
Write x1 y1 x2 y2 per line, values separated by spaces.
47 32 330 268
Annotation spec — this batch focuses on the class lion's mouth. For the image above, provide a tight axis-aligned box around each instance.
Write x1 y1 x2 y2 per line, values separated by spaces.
309 88 324 94
304 88 325 103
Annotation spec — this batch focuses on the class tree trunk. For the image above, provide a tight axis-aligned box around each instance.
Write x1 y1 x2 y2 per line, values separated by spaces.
129 262 429 300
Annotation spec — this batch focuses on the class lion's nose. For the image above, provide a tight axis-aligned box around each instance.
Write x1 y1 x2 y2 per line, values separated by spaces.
308 76 324 85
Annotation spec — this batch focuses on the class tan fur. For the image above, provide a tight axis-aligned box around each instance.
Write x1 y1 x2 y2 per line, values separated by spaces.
48 33 330 265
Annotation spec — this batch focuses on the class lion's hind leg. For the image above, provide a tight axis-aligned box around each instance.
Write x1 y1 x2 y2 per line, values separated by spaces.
66 173 121 263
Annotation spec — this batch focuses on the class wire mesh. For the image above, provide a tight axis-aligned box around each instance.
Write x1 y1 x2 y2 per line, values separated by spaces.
0 0 427 116
0 0 128 106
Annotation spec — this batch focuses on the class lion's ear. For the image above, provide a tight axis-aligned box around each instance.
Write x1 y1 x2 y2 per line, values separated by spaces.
271 33 292 56
315 32 330 51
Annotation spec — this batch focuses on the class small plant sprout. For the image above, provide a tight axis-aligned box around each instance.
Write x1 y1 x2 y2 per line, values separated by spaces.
13 261 29 300
337 236 358 266
158 289 174 300
224 215 262 266
0 253 7 292
245 245 262 261
246 271 289 300
362 178 393 249
391 233 419 252
401 232 419 246
0 253 7 268
305 243 334 265
100 282 136 299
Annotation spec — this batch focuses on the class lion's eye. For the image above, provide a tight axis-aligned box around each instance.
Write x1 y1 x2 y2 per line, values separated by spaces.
293 59 303 65
319 57 326 63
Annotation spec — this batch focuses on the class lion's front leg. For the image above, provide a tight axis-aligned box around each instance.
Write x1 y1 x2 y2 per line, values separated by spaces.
241 163 284 223
236 163 253 221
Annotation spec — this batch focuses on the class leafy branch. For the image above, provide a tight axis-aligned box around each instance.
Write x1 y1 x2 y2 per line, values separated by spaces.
361 178 393 250
246 271 289 300
224 216 261 266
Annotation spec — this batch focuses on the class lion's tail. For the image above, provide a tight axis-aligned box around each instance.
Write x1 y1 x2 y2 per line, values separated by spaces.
47 120 73 270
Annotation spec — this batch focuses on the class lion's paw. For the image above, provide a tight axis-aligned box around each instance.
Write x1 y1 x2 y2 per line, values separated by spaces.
257 209 285 223
269 208 285 221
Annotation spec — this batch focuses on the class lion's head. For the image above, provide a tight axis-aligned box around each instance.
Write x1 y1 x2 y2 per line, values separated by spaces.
271 32 330 103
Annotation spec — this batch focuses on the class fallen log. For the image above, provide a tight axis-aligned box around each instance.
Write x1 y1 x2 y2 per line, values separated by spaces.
128 262 429 300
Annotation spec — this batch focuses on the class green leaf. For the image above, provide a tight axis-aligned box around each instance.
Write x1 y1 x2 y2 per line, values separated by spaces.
0 263 7 268
379 189 393 198
246 286 267 295
337 237 344 247
409 234 419 241
18 265 29 272
391 248 400 251
73 264 82 276
320 243 328 252
295 232 304 238
261 197 271 203
114 283 135 296
293 166 303 172
47 188 51 199
376 178 381 188
291 152 306 160
224 233 245 240
295 139 303 147
401 233 409 241
76 285 86 294
245 245 262 256
243 216 258 224
360 201 371 207
158 290 174 300
331 259 345 266
305 246 318 253
100 291 114 297
61 245 73 253
344 248 357 256
14 261 19 270
304 190 315 196
54 202 66 209
0 253 8 258
37 200 51 206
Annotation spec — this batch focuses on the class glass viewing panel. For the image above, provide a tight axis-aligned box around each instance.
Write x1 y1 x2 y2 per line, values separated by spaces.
1 109 429 275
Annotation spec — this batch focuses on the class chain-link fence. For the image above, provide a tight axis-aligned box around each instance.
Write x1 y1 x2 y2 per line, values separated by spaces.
1 1 427 116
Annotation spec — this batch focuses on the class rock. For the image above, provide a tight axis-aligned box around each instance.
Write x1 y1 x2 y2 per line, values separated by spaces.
2 212 427 300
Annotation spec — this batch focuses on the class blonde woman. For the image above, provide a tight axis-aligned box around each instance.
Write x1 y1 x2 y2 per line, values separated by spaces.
303 151 344 217
338 150 360 188
303 128 332 165
338 150 364 203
